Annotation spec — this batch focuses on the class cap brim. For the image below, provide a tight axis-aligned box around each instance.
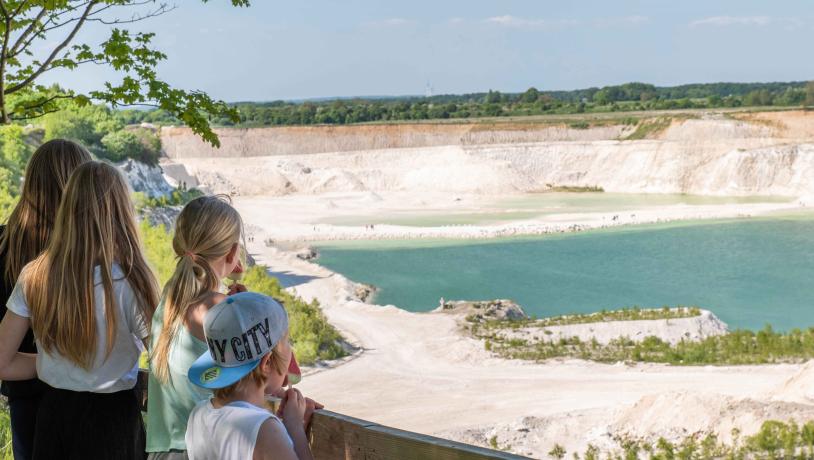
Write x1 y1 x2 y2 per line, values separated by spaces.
188 350 262 389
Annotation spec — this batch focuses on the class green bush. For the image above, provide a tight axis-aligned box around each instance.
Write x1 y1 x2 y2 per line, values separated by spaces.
0 167 20 222
139 221 178 287
560 419 814 460
477 321 814 366
101 128 161 165
0 125 32 166
0 406 11 460
42 105 122 146
0 125 30 222
134 187 204 212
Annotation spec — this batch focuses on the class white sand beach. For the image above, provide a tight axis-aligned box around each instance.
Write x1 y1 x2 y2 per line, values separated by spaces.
232 191 804 243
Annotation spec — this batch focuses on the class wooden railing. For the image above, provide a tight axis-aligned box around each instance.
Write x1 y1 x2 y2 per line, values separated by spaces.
309 410 529 460
138 371 527 459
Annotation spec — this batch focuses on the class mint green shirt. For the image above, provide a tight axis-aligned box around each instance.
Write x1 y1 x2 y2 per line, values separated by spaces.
146 300 211 453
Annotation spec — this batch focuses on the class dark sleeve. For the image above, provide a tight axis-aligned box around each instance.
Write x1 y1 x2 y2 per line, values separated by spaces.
0 225 47 398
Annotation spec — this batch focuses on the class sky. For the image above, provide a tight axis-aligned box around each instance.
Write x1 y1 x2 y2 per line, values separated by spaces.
39 0 814 102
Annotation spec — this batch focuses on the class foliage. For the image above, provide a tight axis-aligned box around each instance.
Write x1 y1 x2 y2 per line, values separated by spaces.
42 104 122 146
0 124 31 165
489 435 499 449
0 1 247 146
0 124 31 221
549 444 567 459
474 306 702 331
806 82 814 108
558 419 814 460
43 104 161 164
101 128 161 165
110 80 814 128
0 165 19 222
0 404 11 460
133 187 204 212
139 221 178 287
624 117 675 140
475 318 814 366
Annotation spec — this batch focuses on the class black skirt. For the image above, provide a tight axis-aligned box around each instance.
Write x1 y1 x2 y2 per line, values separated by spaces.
32 385 146 460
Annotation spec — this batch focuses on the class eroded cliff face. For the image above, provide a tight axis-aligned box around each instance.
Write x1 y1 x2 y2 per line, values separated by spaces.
160 122 630 158
160 111 814 197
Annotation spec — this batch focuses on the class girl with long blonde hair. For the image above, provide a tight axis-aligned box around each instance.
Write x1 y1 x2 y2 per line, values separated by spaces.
0 139 91 460
0 161 159 459
146 195 247 459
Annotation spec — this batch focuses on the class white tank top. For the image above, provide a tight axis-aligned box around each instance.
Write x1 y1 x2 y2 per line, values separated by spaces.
185 399 293 460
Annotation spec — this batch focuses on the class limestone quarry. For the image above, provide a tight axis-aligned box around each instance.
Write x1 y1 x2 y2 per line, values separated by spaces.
161 110 814 198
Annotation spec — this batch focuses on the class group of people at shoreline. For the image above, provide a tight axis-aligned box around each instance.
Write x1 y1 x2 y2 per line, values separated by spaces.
0 140 317 459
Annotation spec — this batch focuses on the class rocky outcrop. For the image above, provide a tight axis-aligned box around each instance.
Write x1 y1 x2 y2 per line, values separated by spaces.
436 299 528 321
140 205 182 228
119 158 175 197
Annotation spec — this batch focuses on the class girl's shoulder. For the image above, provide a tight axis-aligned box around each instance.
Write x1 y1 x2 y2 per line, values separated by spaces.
200 291 228 309
185 291 228 339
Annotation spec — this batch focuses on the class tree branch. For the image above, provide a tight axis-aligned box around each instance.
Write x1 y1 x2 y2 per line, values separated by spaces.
15 93 75 112
10 107 63 121
5 0 97 95
8 2 92 59
112 102 161 109
87 6 177 25
9 7 46 56
11 0 29 18
0 0 12 122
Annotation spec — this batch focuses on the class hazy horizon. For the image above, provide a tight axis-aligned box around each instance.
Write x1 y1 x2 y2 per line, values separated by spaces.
233 78 809 105
39 0 814 102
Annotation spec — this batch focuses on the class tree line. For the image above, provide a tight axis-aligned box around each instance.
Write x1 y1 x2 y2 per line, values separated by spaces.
119 80 814 128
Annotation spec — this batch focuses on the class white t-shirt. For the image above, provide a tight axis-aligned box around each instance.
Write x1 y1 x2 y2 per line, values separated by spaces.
6 263 149 393
186 399 293 460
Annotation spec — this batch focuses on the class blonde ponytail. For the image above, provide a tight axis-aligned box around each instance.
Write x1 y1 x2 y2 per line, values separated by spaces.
151 195 243 383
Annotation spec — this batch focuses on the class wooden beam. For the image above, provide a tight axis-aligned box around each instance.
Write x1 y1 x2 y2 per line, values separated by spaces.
309 410 529 460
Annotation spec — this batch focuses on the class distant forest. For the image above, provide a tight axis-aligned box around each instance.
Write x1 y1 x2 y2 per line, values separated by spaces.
122 81 814 127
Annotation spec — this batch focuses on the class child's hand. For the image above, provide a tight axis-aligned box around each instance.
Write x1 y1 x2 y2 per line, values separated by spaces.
303 397 324 432
227 283 247 296
281 388 306 427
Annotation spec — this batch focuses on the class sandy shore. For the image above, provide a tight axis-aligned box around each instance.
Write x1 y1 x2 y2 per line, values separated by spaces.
234 191 805 244
244 233 814 458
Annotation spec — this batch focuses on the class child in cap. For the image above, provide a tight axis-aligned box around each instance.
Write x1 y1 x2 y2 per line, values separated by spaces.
148 195 315 459
185 292 313 460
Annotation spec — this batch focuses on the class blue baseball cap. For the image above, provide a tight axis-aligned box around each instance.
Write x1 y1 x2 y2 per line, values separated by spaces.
188 292 288 389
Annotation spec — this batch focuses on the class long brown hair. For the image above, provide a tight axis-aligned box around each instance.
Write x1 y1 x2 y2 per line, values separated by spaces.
25 161 159 369
0 139 91 285
151 195 244 383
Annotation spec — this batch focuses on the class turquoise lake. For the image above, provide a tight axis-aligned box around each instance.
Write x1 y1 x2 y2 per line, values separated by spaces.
315 215 814 331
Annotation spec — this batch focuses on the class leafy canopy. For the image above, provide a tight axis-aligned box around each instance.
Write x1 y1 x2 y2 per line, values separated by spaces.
0 0 251 146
